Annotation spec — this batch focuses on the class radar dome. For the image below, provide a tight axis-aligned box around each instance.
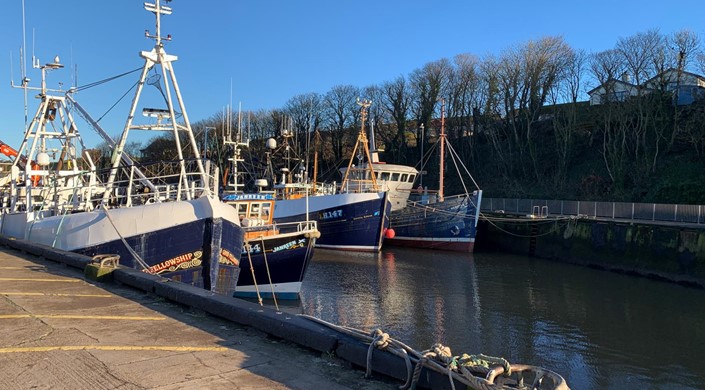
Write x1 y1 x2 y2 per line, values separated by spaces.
37 152 51 167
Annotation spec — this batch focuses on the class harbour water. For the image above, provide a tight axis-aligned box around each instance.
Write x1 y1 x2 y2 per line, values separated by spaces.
271 247 705 390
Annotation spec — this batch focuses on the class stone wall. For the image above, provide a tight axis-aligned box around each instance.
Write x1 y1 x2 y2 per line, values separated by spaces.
476 216 705 287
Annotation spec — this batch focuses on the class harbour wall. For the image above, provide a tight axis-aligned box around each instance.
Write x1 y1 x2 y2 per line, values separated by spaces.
476 215 705 288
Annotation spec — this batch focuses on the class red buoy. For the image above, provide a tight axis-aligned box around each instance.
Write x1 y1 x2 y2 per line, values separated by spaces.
385 228 396 239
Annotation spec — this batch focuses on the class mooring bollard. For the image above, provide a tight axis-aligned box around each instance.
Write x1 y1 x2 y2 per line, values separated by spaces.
84 254 121 282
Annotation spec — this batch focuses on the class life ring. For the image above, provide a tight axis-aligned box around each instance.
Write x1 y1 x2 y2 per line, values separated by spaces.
450 225 460 236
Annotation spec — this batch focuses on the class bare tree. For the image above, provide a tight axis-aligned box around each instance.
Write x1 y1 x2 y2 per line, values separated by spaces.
520 37 573 182
447 54 482 138
322 85 359 163
283 93 324 173
561 49 587 104
589 49 626 85
662 30 701 151
549 49 587 191
616 29 664 87
665 29 700 71
409 59 452 156
380 76 412 162
361 84 392 150
446 54 483 168
285 93 323 136
478 55 512 180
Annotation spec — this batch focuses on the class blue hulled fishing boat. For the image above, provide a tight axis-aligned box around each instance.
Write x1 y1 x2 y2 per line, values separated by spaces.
0 0 244 294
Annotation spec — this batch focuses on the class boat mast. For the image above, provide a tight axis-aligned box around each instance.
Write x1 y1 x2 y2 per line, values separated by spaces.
439 98 445 202
312 130 321 193
222 103 248 194
104 0 207 203
339 98 379 193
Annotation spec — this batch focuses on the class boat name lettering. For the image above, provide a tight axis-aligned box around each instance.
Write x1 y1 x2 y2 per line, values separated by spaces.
241 244 262 255
223 194 273 201
272 238 306 253
146 251 203 274
320 209 343 220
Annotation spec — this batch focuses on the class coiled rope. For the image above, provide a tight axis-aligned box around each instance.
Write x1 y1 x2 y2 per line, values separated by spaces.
296 315 566 390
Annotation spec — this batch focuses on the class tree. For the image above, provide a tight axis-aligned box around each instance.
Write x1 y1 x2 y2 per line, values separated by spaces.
446 54 483 166
666 29 702 151
409 59 452 159
589 49 626 85
380 76 412 162
616 29 664 87
320 85 359 164
549 49 587 191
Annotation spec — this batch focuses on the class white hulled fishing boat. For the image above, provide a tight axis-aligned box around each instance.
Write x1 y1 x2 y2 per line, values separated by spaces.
0 0 244 294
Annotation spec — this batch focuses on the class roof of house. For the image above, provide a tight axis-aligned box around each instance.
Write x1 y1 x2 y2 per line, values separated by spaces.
643 68 705 86
586 78 639 95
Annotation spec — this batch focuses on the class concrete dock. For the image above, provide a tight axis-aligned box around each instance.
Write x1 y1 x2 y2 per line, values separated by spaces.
0 245 394 389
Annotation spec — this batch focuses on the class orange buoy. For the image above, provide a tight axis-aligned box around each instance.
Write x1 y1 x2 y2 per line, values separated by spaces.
384 228 396 239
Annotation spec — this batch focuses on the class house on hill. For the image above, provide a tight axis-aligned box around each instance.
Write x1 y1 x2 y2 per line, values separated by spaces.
642 68 705 105
588 69 705 106
587 76 640 105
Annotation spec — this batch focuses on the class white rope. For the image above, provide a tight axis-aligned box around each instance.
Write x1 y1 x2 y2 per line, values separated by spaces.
259 237 279 311
102 207 152 271
243 242 263 306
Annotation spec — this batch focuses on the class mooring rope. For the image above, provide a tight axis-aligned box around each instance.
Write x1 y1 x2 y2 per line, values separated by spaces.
258 237 279 311
295 315 571 390
101 207 151 271
243 242 263 306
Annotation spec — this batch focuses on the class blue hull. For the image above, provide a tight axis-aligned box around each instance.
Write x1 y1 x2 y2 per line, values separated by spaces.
74 218 244 296
386 192 482 252
236 232 315 299
275 193 390 252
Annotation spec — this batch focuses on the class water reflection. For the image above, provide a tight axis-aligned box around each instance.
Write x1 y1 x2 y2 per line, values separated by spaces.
271 247 705 390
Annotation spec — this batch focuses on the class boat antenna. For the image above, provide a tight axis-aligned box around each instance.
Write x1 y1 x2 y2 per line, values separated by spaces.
369 118 379 163
439 98 445 202
305 98 312 185
21 0 28 128
237 101 242 144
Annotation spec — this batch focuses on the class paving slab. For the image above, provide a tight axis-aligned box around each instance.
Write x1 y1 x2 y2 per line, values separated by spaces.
0 247 395 390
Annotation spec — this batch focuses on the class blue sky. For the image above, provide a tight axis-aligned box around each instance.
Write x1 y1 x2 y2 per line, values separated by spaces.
1 0 703 150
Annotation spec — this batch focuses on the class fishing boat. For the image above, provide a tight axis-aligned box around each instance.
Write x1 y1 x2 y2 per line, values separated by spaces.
0 0 244 295
262 123 390 253
220 129 319 300
222 193 318 300
340 99 482 252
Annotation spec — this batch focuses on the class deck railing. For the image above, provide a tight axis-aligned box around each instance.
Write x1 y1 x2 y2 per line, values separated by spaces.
481 198 705 224
1 158 219 214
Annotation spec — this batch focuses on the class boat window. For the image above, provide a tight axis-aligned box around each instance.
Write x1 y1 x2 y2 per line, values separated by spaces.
237 203 248 219
391 173 400 182
380 172 390 181
250 203 261 218
261 202 272 219
408 174 416 183
400 174 408 182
